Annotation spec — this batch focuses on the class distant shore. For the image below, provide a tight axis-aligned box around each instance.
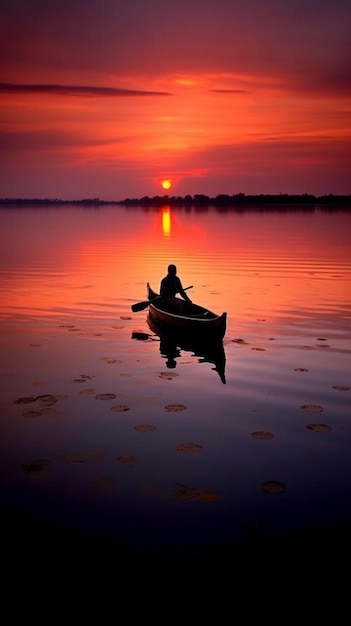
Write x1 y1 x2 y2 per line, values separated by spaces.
1 193 350 209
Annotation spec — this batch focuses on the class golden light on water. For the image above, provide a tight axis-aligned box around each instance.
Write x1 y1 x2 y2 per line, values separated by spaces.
162 206 171 236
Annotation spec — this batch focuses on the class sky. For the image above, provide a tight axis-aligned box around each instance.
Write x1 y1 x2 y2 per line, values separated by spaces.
1 0 350 201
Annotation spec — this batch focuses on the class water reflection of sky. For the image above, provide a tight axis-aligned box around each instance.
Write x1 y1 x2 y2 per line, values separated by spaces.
0 205 350 559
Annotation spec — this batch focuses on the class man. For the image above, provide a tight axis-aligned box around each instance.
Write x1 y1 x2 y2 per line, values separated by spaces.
160 264 192 312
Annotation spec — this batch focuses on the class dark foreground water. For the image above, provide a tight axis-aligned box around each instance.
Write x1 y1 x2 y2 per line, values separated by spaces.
0 204 350 581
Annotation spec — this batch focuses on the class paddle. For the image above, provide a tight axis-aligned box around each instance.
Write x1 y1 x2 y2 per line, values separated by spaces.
131 286 193 313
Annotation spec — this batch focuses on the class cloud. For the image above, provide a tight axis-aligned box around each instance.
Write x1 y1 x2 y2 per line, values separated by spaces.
0 82 172 98
2 1 350 91
209 89 250 94
0 129 125 153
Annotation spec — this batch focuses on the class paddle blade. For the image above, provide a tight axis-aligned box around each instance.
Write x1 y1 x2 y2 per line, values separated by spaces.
131 300 151 313
131 331 151 340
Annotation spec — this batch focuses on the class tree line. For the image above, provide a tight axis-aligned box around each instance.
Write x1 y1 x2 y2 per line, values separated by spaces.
0 193 350 208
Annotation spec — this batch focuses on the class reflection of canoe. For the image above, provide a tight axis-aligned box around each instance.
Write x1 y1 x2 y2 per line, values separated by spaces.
147 313 227 384
147 283 227 340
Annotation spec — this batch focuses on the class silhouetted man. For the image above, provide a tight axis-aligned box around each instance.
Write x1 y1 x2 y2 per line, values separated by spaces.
160 264 192 312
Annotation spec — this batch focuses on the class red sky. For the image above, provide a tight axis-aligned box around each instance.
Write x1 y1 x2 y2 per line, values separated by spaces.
1 0 350 200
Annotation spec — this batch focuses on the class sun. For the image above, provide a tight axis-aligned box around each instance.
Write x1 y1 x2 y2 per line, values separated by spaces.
161 179 172 190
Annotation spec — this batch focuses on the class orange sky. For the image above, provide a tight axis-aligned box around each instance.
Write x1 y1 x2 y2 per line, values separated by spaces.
1 0 350 200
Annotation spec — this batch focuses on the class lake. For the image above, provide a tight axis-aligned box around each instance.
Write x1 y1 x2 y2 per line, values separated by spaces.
0 203 350 572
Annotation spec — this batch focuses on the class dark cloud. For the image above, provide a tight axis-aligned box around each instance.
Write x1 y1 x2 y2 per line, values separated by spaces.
209 89 250 94
0 82 172 97
0 129 126 153
1 0 350 94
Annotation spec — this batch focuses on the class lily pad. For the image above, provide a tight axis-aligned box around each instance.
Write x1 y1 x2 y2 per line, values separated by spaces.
159 371 179 379
93 477 118 490
100 357 122 364
110 404 130 412
300 404 324 412
261 481 285 494
36 394 57 406
21 459 52 473
73 374 95 383
164 404 187 412
95 393 117 400
176 442 204 453
173 484 219 502
116 455 137 465
251 431 274 440
14 396 36 404
306 423 332 432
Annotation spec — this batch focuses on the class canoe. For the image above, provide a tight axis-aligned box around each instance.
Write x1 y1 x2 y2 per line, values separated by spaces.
146 283 227 339
146 313 226 384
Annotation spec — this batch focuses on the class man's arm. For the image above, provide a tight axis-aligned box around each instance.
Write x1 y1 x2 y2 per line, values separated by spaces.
178 279 192 302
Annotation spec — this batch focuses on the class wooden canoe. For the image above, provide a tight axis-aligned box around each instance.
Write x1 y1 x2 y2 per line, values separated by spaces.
146 283 227 339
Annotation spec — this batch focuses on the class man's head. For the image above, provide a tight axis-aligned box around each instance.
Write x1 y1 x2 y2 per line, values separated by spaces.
168 264 177 275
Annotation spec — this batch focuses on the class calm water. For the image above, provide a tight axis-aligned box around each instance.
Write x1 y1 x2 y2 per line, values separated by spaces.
1 204 350 560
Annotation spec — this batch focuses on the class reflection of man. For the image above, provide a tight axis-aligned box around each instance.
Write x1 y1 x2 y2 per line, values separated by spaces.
160 337 180 369
166 356 177 369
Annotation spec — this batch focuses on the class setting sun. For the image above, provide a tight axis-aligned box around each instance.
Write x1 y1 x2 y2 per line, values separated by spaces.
161 179 172 190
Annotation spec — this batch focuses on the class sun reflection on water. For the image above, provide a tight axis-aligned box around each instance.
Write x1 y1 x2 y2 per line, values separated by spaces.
162 206 171 236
